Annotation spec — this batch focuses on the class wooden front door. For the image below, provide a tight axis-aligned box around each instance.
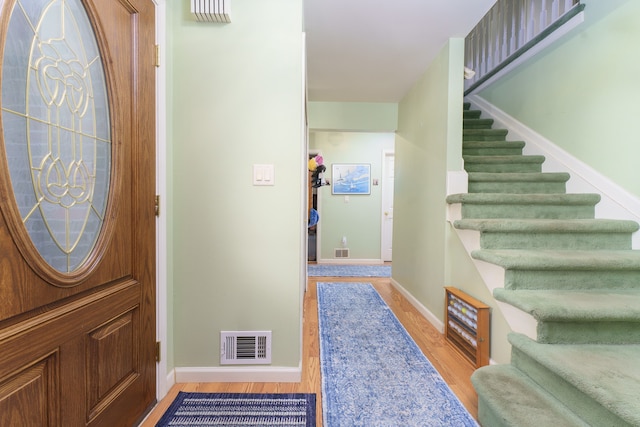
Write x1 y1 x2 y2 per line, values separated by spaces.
0 0 156 426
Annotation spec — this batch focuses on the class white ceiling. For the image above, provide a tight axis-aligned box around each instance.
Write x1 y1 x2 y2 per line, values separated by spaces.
304 0 497 103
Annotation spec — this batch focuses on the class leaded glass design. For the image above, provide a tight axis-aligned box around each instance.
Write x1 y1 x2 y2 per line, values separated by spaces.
2 0 111 273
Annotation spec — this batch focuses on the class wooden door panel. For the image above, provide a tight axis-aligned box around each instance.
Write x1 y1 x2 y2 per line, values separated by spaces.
87 310 138 417
0 281 139 375
0 354 60 427
0 281 145 425
0 0 155 424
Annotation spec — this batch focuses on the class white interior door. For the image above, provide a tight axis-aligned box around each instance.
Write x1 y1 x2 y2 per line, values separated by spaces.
381 151 394 261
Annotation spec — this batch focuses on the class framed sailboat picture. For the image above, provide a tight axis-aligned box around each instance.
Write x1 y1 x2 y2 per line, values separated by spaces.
331 163 371 195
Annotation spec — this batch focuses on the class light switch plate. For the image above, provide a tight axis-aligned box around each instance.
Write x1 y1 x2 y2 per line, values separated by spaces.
253 164 274 186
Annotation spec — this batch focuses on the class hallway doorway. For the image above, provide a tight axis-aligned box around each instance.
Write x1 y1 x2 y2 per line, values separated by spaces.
381 151 395 261
308 150 323 261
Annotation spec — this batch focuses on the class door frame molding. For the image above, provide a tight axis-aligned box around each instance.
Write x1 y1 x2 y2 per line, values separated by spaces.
153 0 172 401
380 149 394 262
308 149 322 266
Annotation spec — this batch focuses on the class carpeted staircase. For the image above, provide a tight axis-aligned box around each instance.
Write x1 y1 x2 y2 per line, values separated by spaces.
446 103 640 427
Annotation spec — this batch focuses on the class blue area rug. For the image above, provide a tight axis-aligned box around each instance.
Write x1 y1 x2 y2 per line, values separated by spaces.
317 282 478 426
308 264 391 277
155 392 315 427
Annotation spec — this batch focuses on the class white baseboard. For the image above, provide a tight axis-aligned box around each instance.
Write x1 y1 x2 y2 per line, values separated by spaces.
316 258 383 265
174 366 302 383
390 278 444 334
165 369 176 392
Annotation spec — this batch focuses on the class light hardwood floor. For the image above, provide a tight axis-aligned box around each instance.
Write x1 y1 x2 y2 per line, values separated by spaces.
140 277 478 426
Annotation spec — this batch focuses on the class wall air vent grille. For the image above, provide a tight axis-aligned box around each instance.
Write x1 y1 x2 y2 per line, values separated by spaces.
191 0 231 23
334 248 350 258
220 331 271 365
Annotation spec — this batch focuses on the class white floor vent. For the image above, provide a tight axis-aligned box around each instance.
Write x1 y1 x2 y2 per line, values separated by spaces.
220 331 271 365
334 248 350 258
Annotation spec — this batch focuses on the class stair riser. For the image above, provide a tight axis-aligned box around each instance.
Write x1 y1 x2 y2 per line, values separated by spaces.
465 164 543 173
465 118 493 124
461 204 595 220
464 124 494 130
469 182 566 194
538 321 640 344
464 130 508 139
511 347 634 427
472 366 590 427
505 270 640 290
476 396 512 427
463 111 481 119
464 162 543 173
463 134 507 141
479 232 632 250
464 148 524 156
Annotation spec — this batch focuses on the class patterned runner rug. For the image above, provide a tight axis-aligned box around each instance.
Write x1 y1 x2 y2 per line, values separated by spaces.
155 392 316 427
307 264 391 277
317 282 478 426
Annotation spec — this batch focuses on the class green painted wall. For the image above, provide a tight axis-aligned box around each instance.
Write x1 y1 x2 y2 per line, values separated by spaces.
393 39 455 326
169 0 305 368
477 0 640 199
394 39 511 364
308 102 398 131
309 132 394 261
394 39 457 310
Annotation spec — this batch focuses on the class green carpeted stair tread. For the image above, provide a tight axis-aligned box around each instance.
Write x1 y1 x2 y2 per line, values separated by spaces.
463 155 546 173
466 166 543 174
494 288 640 321
463 155 545 165
463 118 494 129
467 172 570 183
446 193 601 206
471 249 640 270
454 218 639 233
463 109 481 119
463 141 526 156
467 173 570 194
455 219 637 250
463 140 525 148
463 129 508 141
471 364 589 427
509 333 640 426
463 141 526 157
463 102 471 110
463 129 507 136
496 288 640 344
464 161 544 174
447 193 600 220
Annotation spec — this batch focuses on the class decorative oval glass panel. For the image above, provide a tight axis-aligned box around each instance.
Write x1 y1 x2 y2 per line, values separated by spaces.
2 0 111 273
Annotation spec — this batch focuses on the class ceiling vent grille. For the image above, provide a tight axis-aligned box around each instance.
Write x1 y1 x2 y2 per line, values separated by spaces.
191 0 231 23
220 331 271 365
